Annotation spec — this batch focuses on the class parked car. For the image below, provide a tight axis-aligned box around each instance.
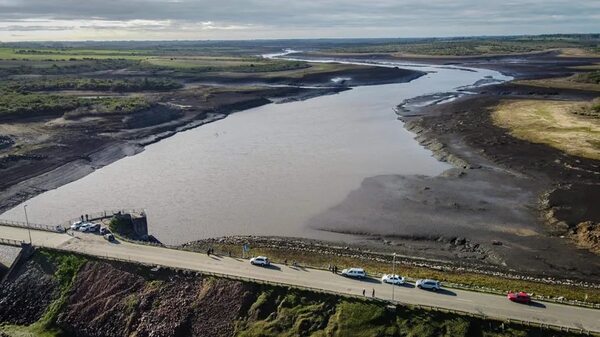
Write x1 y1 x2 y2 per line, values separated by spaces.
99 227 110 235
104 233 115 242
88 223 101 233
507 291 531 304
250 256 270 266
70 221 84 230
382 274 405 285
416 279 441 291
78 223 93 232
341 268 366 279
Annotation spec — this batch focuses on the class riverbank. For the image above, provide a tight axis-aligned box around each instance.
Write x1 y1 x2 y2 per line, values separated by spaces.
301 52 600 281
0 65 424 216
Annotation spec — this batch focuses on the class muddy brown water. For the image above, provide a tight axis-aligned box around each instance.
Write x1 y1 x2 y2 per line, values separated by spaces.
0 63 510 245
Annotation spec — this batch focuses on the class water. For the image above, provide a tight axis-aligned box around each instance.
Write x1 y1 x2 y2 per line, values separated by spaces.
0 63 509 245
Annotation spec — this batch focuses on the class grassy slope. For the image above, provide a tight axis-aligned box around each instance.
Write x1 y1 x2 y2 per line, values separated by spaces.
492 100 600 160
516 70 600 92
235 287 584 337
0 251 86 337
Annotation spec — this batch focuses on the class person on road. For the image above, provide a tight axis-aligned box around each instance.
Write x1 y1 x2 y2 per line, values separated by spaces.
372 288 375 298
362 289 366 296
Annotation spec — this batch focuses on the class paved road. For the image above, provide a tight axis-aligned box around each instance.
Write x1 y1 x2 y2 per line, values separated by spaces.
1 225 599 333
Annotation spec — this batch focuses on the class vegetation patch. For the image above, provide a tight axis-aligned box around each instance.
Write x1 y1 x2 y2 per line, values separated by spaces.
235 286 585 337
324 35 600 57
0 251 88 337
570 70 600 85
492 99 600 160
516 70 600 92
0 88 151 119
7 77 182 92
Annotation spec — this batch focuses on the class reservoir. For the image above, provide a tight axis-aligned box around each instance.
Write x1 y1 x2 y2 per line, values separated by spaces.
0 62 509 245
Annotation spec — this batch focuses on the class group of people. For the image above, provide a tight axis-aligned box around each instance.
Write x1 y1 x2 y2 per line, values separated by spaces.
206 247 215 256
284 259 299 267
327 264 339 274
362 288 375 297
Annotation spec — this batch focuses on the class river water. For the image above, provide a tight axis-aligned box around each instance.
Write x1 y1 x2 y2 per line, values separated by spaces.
0 61 509 245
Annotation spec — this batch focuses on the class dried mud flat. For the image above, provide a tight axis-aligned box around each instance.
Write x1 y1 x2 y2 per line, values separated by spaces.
307 53 600 281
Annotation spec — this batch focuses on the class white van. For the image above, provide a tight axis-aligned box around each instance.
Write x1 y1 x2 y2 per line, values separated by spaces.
341 268 366 279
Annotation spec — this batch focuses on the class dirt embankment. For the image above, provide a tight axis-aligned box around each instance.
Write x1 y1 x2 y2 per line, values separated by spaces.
0 250 584 337
58 263 251 337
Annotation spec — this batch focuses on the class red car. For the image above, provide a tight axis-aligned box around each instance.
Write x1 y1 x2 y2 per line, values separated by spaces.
507 291 531 304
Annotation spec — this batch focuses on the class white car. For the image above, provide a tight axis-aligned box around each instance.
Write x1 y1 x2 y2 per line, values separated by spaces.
78 223 93 232
341 268 366 279
416 279 441 291
250 256 270 266
382 274 405 285
70 220 84 230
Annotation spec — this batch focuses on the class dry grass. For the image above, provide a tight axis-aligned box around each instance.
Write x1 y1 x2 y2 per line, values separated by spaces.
144 56 266 68
492 99 600 160
516 78 600 92
559 48 600 58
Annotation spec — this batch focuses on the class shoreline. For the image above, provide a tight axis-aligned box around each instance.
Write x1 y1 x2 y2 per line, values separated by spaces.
302 53 600 281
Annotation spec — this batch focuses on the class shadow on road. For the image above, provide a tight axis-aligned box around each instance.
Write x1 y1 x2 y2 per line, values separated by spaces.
342 276 381 284
529 301 546 308
398 282 415 289
416 288 456 296
264 264 282 271
435 288 457 296
209 256 222 260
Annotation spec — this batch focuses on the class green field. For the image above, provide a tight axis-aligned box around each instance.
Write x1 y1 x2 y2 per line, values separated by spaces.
0 48 149 60
321 36 600 57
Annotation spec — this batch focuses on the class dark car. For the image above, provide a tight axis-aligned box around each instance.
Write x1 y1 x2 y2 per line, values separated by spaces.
507 291 531 304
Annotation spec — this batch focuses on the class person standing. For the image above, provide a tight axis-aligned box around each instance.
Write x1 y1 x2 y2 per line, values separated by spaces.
362 289 366 296
372 288 375 298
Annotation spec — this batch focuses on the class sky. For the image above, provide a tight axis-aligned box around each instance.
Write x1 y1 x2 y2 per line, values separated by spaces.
0 0 599 41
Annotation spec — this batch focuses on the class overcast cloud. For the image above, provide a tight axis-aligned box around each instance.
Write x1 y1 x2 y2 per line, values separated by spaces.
0 0 598 41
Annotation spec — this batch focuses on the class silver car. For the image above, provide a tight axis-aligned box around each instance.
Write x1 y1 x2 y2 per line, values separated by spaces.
341 268 366 279
382 274 405 285
416 279 441 291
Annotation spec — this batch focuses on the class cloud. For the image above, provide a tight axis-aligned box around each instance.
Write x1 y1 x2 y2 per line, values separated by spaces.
0 0 598 41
